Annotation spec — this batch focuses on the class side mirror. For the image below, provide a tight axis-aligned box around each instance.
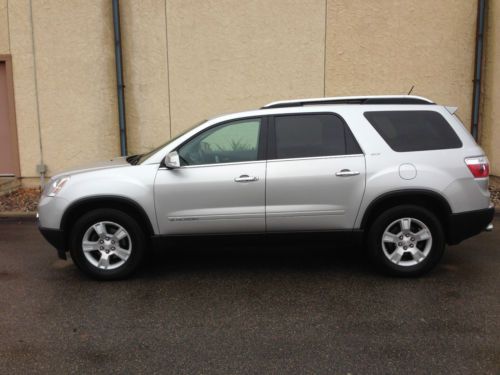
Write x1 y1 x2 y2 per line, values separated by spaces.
164 151 181 169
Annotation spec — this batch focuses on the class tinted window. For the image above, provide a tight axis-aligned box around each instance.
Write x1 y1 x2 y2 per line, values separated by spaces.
364 111 462 152
178 118 261 165
273 114 361 159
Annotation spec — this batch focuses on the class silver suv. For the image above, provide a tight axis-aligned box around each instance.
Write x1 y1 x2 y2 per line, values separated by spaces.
38 95 494 280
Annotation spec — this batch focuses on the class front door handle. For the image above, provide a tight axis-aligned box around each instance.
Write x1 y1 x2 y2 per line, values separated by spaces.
234 175 258 183
335 169 360 177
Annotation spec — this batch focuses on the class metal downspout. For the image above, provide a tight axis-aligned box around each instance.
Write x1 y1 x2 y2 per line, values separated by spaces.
471 0 487 141
112 0 127 156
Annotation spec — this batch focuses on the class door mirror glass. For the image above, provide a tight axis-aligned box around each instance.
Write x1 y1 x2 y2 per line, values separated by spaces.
164 151 180 169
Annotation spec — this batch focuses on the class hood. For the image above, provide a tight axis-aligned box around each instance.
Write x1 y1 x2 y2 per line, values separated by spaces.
52 156 130 179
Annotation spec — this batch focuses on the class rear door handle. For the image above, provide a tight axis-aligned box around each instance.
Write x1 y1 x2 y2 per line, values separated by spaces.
335 169 360 177
234 175 258 182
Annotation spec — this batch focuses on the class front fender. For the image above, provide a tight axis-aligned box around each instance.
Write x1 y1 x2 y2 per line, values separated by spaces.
50 164 159 232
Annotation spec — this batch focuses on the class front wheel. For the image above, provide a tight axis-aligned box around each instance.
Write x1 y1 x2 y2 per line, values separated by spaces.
367 205 445 276
69 208 147 280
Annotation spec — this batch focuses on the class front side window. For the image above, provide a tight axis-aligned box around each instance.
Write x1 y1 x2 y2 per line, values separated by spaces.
178 118 261 166
364 110 462 152
273 114 361 159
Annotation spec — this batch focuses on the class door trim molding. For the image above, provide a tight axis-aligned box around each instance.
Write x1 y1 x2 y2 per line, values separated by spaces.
0 54 20 177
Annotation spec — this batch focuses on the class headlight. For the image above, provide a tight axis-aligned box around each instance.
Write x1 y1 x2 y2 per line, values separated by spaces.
45 176 70 197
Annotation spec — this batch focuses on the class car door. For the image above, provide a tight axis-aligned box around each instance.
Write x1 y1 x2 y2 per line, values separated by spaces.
154 117 266 235
266 113 365 231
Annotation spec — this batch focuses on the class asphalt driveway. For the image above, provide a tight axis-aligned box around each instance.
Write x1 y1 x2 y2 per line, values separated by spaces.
0 218 499 374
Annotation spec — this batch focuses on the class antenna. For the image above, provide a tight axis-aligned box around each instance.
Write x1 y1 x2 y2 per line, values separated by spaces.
407 85 415 95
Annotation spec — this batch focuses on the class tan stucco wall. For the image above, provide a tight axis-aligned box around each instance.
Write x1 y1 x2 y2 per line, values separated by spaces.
4 0 119 177
121 0 171 155
32 0 119 175
166 0 325 136
1 0 498 179
0 0 9 53
325 0 476 127
482 0 500 175
8 0 41 178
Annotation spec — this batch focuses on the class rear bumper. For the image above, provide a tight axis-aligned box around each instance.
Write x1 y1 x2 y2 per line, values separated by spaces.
39 226 67 260
447 205 495 245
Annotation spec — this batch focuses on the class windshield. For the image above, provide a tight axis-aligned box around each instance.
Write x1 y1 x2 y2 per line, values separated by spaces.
134 120 207 164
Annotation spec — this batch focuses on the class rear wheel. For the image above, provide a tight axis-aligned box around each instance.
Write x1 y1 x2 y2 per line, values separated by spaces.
69 208 146 280
367 205 445 276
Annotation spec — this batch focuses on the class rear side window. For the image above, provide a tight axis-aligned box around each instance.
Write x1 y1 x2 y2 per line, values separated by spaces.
364 111 462 152
273 114 362 159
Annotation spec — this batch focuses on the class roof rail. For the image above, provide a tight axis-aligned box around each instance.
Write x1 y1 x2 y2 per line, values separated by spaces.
261 95 435 109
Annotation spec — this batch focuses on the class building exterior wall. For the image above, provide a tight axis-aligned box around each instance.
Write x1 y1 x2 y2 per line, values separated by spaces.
33 0 119 175
166 0 325 137
0 0 498 179
325 0 476 128
4 0 118 178
7 0 41 179
482 0 500 175
121 0 171 155
0 0 9 53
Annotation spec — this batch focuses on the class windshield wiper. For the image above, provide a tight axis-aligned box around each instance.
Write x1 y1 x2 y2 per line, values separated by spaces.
126 154 142 165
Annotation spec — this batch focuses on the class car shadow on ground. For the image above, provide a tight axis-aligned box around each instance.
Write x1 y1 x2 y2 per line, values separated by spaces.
128 235 470 282
134 236 378 280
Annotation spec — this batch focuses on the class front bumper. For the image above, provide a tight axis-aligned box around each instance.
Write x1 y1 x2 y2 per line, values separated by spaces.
39 226 67 260
447 205 495 245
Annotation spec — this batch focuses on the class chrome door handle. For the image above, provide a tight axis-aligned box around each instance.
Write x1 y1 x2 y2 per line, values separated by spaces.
335 169 360 177
234 175 258 182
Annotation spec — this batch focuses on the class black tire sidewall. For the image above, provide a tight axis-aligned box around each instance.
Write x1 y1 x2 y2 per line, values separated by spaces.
69 208 146 280
367 205 445 276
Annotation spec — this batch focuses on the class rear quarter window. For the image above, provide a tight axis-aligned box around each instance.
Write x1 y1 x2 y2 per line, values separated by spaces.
364 110 462 152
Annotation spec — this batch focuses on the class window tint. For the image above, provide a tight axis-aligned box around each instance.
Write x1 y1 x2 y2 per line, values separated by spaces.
178 119 261 165
273 114 361 159
364 111 462 152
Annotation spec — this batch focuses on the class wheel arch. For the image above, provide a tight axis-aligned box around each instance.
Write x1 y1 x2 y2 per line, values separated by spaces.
61 196 155 242
360 189 452 238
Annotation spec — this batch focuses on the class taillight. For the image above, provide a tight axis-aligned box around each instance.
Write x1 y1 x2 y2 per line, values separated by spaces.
465 156 489 178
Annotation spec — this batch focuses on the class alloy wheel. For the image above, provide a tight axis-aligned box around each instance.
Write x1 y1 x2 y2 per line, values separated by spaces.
81 221 132 270
381 217 433 267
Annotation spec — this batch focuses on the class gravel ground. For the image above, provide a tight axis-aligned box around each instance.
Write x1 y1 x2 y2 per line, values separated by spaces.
489 176 500 207
1 183 500 214
0 188 41 213
490 187 500 207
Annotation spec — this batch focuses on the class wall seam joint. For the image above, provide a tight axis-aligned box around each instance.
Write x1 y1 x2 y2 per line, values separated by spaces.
323 0 328 97
6 0 11 52
28 0 44 182
164 0 172 139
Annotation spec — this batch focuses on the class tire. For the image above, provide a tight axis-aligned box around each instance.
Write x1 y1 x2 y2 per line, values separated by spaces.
367 205 445 277
69 208 147 280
